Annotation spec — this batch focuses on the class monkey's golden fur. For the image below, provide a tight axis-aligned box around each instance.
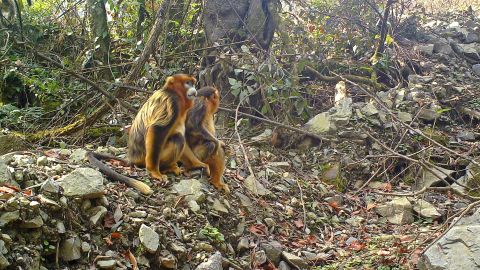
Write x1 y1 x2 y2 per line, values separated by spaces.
128 74 197 182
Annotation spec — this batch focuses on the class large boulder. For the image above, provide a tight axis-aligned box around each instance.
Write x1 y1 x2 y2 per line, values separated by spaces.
418 209 480 270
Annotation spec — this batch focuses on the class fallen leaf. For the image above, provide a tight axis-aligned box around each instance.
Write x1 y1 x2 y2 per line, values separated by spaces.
248 224 268 237
124 250 138 270
103 213 115 228
111 232 122 239
0 186 18 194
294 219 304 229
348 240 365 251
377 250 390 256
103 237 113 246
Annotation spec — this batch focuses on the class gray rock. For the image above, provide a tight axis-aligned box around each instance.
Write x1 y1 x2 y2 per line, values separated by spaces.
417 108 440 121
453 163 480 194
345 216 365 227
89 206 107 225
325 194 344 207
254 250 267 265
361 102 378 116
418 208 480 270
261 241 283 264
397 111 413 123
408 75 434 85
473 64 480 76
466 32 479 43
322 163 341 182
457 131 476 141
264 218 276 228
414 166 455 191
235 192 253 208
159 250 177 269
455 43 480 60
415 44 434 56
38 195 61 211
244 175 270 196
97 259 116 269
375 197 414 225
432 38 454 55
0 240 7 255
278 261 291 270
58 168 105 198
81 242 90 253
237 238 249 253
282 252 308 269
413 199 441 219
195 251 223 270
60 235 82 261
212 199 228 214
139 224 159 253
20 216 44 228
0 158 16 188
172 179 205 202
69 149 88 163
306 112 336 134
188 201 201 212
36 156 48 166
57 221 66 234
330 98 353 125
0 211 20 227
0 254 9 270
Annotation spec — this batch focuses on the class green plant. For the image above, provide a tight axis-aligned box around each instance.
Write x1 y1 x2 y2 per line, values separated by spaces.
199 225 225 243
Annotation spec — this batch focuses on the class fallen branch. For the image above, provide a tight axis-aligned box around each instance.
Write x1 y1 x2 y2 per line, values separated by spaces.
305 65 388 91
219 107 336 143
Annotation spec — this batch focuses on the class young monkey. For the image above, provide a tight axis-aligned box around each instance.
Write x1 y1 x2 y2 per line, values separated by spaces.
181 87 230 193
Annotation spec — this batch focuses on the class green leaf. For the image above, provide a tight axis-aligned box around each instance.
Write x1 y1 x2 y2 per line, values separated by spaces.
385 34 394 45
228 78 238 86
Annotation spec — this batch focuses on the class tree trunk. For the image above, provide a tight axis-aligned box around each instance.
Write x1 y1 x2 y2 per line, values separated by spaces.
135 0 147 41
88 0 110 65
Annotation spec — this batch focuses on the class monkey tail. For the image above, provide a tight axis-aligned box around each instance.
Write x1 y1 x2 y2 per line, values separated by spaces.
87 151 153 195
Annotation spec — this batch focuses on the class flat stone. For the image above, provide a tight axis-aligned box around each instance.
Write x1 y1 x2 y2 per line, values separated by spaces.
413 199 441 219
473 64 480 76
261 241 283 264
306 112 336 134
417 108 440 121
212 199 228 214
398 111 413 123
139 224 159 253
60 236 81 261
69 149 88 163
375 197 414 225
58 168 105 199
195 251 223 270
282 252 308 269
0 254 9 270
457 131 476 141
415 44 434 56
89 206 108 225
97 259 116 269
244 175 270 196
0 211 20 227
419 209 480 270
20 216 44 228
0 158 17 188
172 179 205 202
414 166 455 191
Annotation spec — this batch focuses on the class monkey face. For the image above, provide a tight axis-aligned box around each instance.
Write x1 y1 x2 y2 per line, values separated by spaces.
184 81 197 100
164 74 198 100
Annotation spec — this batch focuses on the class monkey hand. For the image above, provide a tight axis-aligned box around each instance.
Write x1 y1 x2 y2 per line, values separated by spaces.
212 181 230 194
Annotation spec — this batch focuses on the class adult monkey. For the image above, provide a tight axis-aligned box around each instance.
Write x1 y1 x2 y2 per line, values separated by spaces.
128 74 197 183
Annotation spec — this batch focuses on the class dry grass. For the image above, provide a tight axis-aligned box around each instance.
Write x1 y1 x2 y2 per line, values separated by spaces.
415 0 480 14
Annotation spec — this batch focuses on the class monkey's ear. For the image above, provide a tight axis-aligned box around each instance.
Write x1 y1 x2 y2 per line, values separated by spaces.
165 76 175 86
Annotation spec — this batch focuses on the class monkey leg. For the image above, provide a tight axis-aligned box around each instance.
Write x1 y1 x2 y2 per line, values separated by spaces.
204 147 230 193
145 125 169 182
180 144 210 176
159 133 185 176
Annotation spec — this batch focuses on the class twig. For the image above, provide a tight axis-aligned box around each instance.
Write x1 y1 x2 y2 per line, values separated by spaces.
421 200 480 255
336 73 480 167
234 99 255 177
373 186 480 201
296 180 308 233
219 107 336 143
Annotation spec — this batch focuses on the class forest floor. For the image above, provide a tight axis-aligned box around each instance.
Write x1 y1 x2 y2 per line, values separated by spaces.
0 8 480 270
